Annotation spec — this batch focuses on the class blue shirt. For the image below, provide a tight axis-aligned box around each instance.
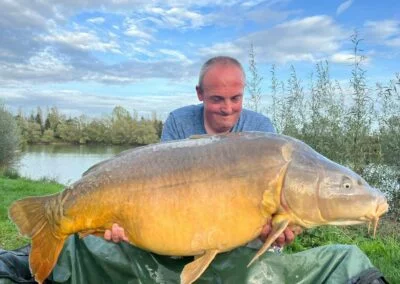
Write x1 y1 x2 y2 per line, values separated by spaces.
161 104 275 142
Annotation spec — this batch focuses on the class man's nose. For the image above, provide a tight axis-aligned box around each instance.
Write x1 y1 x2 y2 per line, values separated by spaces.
220 101 233 114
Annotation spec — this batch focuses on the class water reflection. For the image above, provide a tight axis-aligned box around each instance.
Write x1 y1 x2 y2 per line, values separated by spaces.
16 144 132 185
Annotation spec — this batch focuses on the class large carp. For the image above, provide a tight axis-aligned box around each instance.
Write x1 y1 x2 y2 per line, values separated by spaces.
9 132 388 284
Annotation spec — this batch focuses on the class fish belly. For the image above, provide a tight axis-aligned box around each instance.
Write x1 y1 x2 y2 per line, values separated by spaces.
117 176 268 256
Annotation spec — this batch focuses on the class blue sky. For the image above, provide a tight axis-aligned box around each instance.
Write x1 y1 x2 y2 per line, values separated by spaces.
0 0 399 119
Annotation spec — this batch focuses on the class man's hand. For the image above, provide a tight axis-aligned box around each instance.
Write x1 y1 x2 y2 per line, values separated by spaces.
259 220 302 246
104 223 129 243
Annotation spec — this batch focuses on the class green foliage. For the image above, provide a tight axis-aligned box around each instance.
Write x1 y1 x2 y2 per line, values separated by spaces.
57 117 88 144
35 106 44 134
246 43 263 112
41 129 55 143
131 120 159 145
377 74 400 167
14 106 163 146
86 119 109 144
111 106 133 145
282 65 306 137
343 33 375 172
0 167 20 179
0 105 20 168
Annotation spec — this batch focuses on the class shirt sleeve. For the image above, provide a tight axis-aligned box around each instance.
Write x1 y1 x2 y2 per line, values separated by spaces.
161 113 180 142
258 116 276 133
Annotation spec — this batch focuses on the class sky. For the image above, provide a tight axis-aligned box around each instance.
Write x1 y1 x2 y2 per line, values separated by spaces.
0 0 399 120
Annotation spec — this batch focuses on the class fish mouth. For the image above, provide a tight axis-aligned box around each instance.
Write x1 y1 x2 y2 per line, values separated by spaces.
376 197 389 217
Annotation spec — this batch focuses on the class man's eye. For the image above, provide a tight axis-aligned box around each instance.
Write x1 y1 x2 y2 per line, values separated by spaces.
232 96 242 102
211 97 221 102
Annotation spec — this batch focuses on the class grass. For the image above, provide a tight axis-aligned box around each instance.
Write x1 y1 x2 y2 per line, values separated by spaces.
286 220 400 283
0 176 63 249
1 176 399 283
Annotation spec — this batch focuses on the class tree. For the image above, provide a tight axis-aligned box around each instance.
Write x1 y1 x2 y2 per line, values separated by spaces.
282 65 305 137
377 73 400 167
110 106 133 145
35 106 44 134
344 32 375 172
47 106 62 134
132 120 159 145
0 104 20 168
41 129 55 144
246 43 263 112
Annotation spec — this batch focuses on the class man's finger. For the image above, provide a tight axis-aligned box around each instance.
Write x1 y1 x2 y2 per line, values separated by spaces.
111 223 121 242
275 233 285 246
284 228 295 244
259 223 271 242
104 229 112 241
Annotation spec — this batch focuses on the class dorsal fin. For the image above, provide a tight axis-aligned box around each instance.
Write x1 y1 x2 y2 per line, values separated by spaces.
81 146 144 177
189 134 212 139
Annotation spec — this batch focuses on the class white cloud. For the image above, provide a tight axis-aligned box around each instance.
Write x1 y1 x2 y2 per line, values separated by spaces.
331 53 352 64
162 7 205 29
28 49 72 73
132 7 208 31
364 20 399 38
159 49 190 62
41 30 121 53
330 52 370 64
0 0 50 29
124 22 154 40
197 42 244 58
87 17 105 24
0 48 76 85
198 15 346 64
129 45 156 57
364 20 400 45
336 0 353 15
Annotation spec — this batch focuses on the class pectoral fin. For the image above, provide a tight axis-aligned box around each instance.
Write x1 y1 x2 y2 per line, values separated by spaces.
247 218 290 267
181 250 219 284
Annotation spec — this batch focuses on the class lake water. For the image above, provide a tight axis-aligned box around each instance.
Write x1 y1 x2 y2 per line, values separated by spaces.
15 144 132 185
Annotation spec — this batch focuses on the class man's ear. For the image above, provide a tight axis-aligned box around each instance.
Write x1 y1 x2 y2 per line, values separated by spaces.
196 86 204 101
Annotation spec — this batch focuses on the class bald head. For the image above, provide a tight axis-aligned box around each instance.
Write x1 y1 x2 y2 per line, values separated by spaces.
198 56 245 92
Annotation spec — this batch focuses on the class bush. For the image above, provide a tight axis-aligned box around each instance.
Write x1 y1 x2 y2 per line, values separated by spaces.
0 105 20 168
1 167 20 179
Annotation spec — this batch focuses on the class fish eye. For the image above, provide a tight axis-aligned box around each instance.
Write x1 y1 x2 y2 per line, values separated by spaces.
343 183 351 189
341 176 352 190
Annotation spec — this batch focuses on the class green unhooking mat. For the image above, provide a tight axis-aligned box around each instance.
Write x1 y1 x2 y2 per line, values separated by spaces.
0 235 388 283
50 235 378 284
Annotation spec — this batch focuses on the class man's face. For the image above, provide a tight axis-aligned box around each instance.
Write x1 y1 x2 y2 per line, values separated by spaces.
196 64 244 134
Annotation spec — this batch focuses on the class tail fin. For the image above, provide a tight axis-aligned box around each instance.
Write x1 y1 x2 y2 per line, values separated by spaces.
9 195 66 284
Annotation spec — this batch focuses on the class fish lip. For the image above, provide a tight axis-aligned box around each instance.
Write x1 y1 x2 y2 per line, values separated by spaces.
376 198 389 217
375 204 389 219
361 199 389 223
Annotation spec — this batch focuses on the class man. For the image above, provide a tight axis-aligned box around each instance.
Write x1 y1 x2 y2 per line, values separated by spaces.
105 56 297 246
